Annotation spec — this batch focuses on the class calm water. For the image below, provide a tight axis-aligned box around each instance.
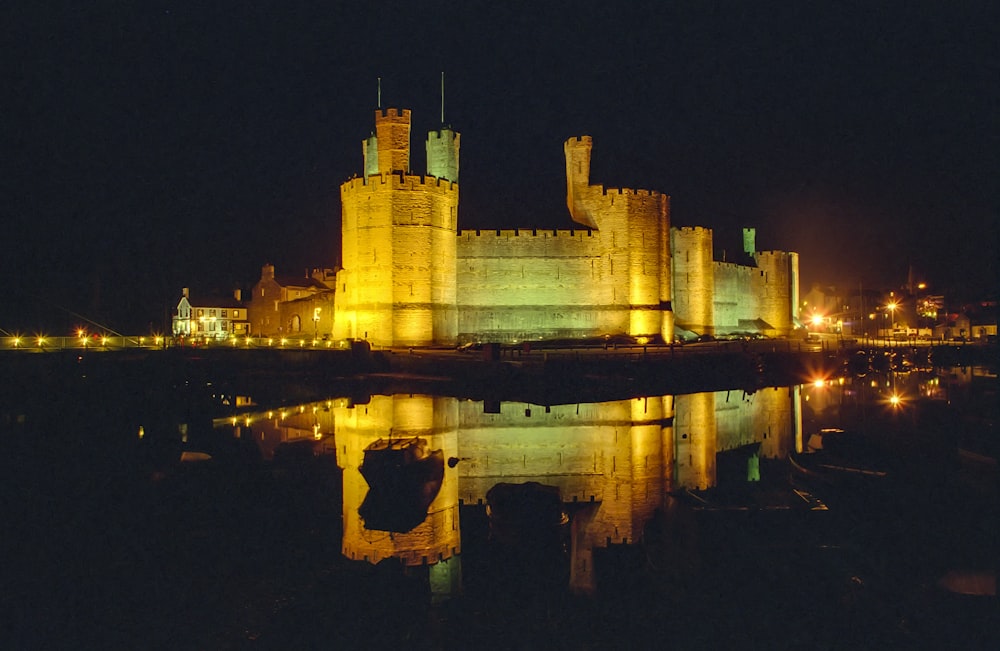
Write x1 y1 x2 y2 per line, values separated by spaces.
4 363 997 649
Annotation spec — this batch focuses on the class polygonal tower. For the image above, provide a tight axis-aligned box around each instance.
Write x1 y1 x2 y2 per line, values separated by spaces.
563 136 673 342
335 108 460 347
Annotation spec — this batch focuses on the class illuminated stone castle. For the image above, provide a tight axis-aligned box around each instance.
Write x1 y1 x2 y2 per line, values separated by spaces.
252 108 799 345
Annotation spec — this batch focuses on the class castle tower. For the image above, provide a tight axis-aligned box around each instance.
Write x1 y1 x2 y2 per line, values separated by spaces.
336 108 460 347
753 250 798 336
563 136 673 342
673 391 717 490
426 128 460 182
671 227 715 336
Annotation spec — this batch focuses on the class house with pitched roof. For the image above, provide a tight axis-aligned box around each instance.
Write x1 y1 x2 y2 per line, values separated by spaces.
172 287 249 340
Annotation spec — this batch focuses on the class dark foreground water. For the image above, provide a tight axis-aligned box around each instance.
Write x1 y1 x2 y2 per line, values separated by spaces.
3 360 997 650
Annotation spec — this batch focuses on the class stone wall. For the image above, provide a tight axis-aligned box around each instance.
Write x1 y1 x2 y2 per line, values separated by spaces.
713 261 759 332
456 228 623 341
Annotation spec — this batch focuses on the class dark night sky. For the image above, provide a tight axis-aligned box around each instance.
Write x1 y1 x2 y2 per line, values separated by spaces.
2 1 997 332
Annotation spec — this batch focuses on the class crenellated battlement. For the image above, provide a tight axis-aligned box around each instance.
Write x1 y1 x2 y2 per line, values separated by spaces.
341 172 459 194
674 225 713 235
427 129 458 142
458 228 596 239
376 107 411 120
601 187 663 198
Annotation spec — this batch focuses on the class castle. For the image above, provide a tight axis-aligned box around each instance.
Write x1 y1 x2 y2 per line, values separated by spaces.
246 108 799 346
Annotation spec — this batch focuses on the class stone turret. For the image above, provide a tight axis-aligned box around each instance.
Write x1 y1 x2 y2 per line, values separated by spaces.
426 127 460 182
564 136 598 229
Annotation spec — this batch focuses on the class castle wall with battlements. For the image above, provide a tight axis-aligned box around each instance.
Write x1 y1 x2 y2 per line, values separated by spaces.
327 107 797 347
456 228 625 341
713 261 760 332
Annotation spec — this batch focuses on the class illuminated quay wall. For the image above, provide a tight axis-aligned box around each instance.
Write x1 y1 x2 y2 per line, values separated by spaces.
337 394 461 567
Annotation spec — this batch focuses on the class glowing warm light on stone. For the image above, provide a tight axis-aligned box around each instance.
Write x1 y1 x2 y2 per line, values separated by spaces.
327 107 796 347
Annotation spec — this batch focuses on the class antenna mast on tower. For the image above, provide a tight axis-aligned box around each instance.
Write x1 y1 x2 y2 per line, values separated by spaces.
377 77 381 109
440 71 445 125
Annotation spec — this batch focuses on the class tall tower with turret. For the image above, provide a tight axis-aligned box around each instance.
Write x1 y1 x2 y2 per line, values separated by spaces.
563 136 673 342
335 108 460 346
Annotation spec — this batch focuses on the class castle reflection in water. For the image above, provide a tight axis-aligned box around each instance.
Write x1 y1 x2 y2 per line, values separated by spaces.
221 384 804 596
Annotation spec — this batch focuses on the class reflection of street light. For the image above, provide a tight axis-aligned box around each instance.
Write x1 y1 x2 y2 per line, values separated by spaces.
886 301 898 340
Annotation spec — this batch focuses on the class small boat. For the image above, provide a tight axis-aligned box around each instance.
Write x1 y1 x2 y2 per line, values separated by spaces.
789 428 892 499
359 436 444 533
485 481 570 549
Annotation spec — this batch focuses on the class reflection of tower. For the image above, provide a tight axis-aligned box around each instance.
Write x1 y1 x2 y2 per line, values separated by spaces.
338 395 461 568
336 109 460 346
671 387 801 490
674 392 717 490
661 395 676 493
